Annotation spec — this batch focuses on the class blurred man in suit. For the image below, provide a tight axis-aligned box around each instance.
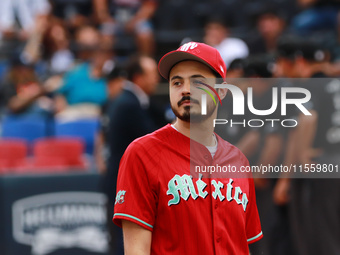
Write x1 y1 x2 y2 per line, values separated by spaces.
103 55 161 255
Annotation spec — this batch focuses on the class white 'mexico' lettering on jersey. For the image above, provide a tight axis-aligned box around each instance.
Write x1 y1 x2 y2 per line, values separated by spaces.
166 174 249 211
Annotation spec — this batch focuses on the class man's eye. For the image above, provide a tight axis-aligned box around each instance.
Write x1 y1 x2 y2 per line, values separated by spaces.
192 79 205 86
173 81 181 86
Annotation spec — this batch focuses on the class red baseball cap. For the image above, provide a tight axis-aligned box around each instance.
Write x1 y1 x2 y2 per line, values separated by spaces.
158 42 227 81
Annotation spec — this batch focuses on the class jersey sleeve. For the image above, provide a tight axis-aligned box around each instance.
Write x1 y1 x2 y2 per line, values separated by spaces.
113 141 157 232
245 177 263 244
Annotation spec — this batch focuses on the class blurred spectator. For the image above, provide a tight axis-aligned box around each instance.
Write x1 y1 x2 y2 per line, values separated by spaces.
42 22 75 74
273 38 329 205
102 55 160 255
271 37 302 213
248 8 286 55
236 55 280 167
272 39 340 255
0 0 51 41
274 36 300 78
1 57 53 119
272 38 305 208
22 19 74 75
215 58 247 145
204 17 249 68
291 41 339 255
291 0 340 34
95 64 126 173
151 0 201 58
50 0 93 31
74 25 102 61
225 58 246 78
293 41 331 78
237 55 295 255
93 0 157 56
54 33 113 121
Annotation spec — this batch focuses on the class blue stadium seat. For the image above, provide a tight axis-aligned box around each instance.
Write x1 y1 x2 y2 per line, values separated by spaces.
1 116 49 144
54 119 100 155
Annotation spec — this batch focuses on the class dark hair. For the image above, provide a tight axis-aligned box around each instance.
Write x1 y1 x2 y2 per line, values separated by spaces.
296 41 327 62
107 63 127 81
277 35 327 62
250 5 285 26
125 55 144 81
243 55 275 78
211 69 221 79
228 58 245 71
276 35 301 59
205 15 233 29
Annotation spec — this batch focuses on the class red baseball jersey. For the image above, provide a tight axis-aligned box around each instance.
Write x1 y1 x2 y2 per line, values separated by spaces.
113 124 263 254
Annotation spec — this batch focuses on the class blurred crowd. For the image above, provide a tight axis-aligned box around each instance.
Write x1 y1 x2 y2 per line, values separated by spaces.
1 0 340 121
0 0 340 255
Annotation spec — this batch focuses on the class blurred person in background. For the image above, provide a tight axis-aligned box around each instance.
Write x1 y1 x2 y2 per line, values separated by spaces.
272 37 303 212
20 24 105 99
95 64 126 173
22 19 75 75
74 25 103 61
291 48 340 255
41 21 75 75
273 39 340 255
225 58 246 78
236 55 295 255
1 57 54 120
93 0 157 56
237 56 283 166
248 8 286 55
292 41 340 255
273 36 300 79
54 26 114 121
18 24 105 100
291 0 340 34
50 0 94 31
214 58 248 146
293 41 331 78
204 16 249 68
0 0 51 41
102 55 161 255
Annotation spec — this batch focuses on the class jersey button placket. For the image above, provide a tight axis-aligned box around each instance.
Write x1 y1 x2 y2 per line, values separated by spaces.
210 180 222 251
214 203 221 246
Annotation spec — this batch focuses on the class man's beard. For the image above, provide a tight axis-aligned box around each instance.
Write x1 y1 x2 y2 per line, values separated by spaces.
171 96 216 123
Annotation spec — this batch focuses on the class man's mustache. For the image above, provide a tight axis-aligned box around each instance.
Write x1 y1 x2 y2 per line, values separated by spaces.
177 96 200 107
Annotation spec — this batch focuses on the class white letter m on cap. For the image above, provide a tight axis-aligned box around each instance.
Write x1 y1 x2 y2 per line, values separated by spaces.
180 42 198 51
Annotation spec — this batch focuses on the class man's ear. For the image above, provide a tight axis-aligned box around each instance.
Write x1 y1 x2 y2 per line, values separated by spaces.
218 88 228 100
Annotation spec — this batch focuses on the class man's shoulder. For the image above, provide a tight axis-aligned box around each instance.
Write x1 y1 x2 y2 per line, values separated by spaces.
110 90 140 110
126 124 174 152
217 134 249 163
118 89 139 102
217 135 238 150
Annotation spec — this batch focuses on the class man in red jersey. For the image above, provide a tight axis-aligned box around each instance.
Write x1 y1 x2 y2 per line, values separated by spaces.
113 42 263 254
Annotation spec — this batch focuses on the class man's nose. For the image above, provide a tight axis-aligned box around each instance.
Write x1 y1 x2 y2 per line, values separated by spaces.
182 79 191 95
